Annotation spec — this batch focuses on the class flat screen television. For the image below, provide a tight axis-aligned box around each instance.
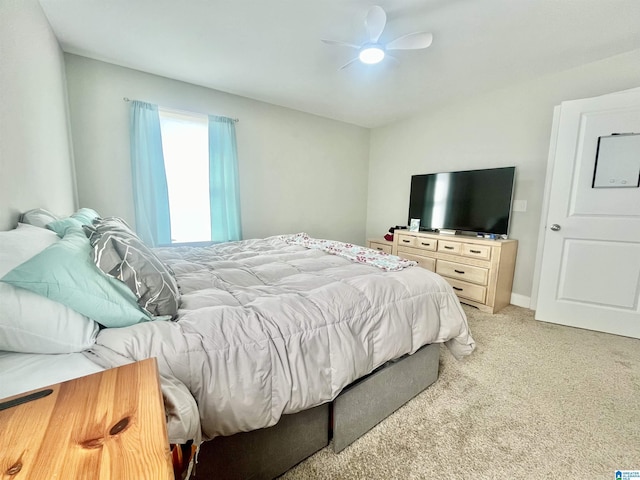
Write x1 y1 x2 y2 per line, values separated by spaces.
408 166 516 236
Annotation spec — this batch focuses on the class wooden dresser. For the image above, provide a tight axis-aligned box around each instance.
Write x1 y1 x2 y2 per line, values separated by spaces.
367 237 394 254
390 231 517 313
0 358 173 480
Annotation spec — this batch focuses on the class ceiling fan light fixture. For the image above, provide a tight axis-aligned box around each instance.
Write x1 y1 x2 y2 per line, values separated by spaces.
324 6 432 70
359 45 385 64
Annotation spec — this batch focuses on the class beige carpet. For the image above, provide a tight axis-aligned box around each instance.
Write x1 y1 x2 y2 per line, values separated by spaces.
281 305 640 479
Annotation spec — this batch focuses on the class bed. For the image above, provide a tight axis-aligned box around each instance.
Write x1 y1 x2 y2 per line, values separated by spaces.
0 214 475 479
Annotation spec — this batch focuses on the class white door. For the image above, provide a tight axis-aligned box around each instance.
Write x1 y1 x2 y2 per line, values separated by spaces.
535 89 640 338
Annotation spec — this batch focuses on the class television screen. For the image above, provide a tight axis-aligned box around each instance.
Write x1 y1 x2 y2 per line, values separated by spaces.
408 167 515 235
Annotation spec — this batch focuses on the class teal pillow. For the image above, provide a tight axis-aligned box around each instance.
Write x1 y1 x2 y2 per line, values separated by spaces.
47 208 100 238
47 217 83 237
71 208 100 226
1 228 151 328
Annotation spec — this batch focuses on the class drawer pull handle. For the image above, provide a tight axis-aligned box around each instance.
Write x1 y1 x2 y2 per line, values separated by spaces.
376 247 383 251
444 246 454 250
452 286 463 291
420 242 430 246
470 249 481 254
454 269 465 274
402 239 411 243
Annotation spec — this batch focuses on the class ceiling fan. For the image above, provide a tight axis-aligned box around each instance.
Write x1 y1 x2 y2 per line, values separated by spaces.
322 5 433 69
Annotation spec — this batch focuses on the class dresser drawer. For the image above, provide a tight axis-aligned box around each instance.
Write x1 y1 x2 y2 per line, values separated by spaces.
437 240 461 255
369 241 392 254
415 238 437 251
462 243 491 260
398 251 436 272
445 278 487 303
436 260 488 285
396 234 416 248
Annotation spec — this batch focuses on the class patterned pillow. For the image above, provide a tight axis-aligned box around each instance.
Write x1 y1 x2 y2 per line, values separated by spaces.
83 217 180 318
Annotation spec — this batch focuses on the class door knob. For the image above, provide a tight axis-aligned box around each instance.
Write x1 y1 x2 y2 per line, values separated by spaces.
550 224 561 231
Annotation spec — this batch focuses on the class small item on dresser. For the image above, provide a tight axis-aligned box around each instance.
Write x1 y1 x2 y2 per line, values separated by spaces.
409 219 420 232
384 225 405 242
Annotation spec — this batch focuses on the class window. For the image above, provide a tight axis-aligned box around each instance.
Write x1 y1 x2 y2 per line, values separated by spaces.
158 109 211 243
129 100 241 247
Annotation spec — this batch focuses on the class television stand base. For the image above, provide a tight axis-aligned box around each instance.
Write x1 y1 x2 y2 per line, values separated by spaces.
439 229 457 235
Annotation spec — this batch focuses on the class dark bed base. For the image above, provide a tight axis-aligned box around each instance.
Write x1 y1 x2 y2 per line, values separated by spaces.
191 343 440 480
193 404 329 479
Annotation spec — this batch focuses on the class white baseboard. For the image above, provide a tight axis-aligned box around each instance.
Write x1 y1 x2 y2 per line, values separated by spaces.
510 293 531 309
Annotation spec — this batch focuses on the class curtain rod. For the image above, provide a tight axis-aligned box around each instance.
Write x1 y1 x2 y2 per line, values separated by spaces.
123 97 239 123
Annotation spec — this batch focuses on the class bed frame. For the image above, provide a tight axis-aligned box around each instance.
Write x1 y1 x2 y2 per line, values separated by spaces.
191 342 440 479
1 194 448 479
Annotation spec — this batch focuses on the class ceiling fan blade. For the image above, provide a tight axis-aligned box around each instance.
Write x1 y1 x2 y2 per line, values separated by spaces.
339 58 359 70
321 39 360 49
365 5 386 43
386 32 433 50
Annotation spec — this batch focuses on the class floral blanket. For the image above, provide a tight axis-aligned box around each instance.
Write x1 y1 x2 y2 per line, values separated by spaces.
284 233 416 271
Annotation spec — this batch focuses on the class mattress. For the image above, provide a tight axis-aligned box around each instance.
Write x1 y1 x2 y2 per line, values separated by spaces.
0 350 104 400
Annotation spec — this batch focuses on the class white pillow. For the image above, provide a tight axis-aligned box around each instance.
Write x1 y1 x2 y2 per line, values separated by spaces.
0 223 59 271
18 208 60 228
0 223 99 353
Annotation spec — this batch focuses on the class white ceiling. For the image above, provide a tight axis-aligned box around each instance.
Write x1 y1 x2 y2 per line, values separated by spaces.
39 0 640 128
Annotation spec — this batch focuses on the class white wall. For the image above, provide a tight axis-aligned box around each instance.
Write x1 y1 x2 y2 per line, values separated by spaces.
4 3 636 301
64 55 370 244
367 48 640 304
0 0 76 230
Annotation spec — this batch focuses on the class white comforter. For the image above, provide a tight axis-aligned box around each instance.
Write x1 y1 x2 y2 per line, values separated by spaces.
84 236 475 443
